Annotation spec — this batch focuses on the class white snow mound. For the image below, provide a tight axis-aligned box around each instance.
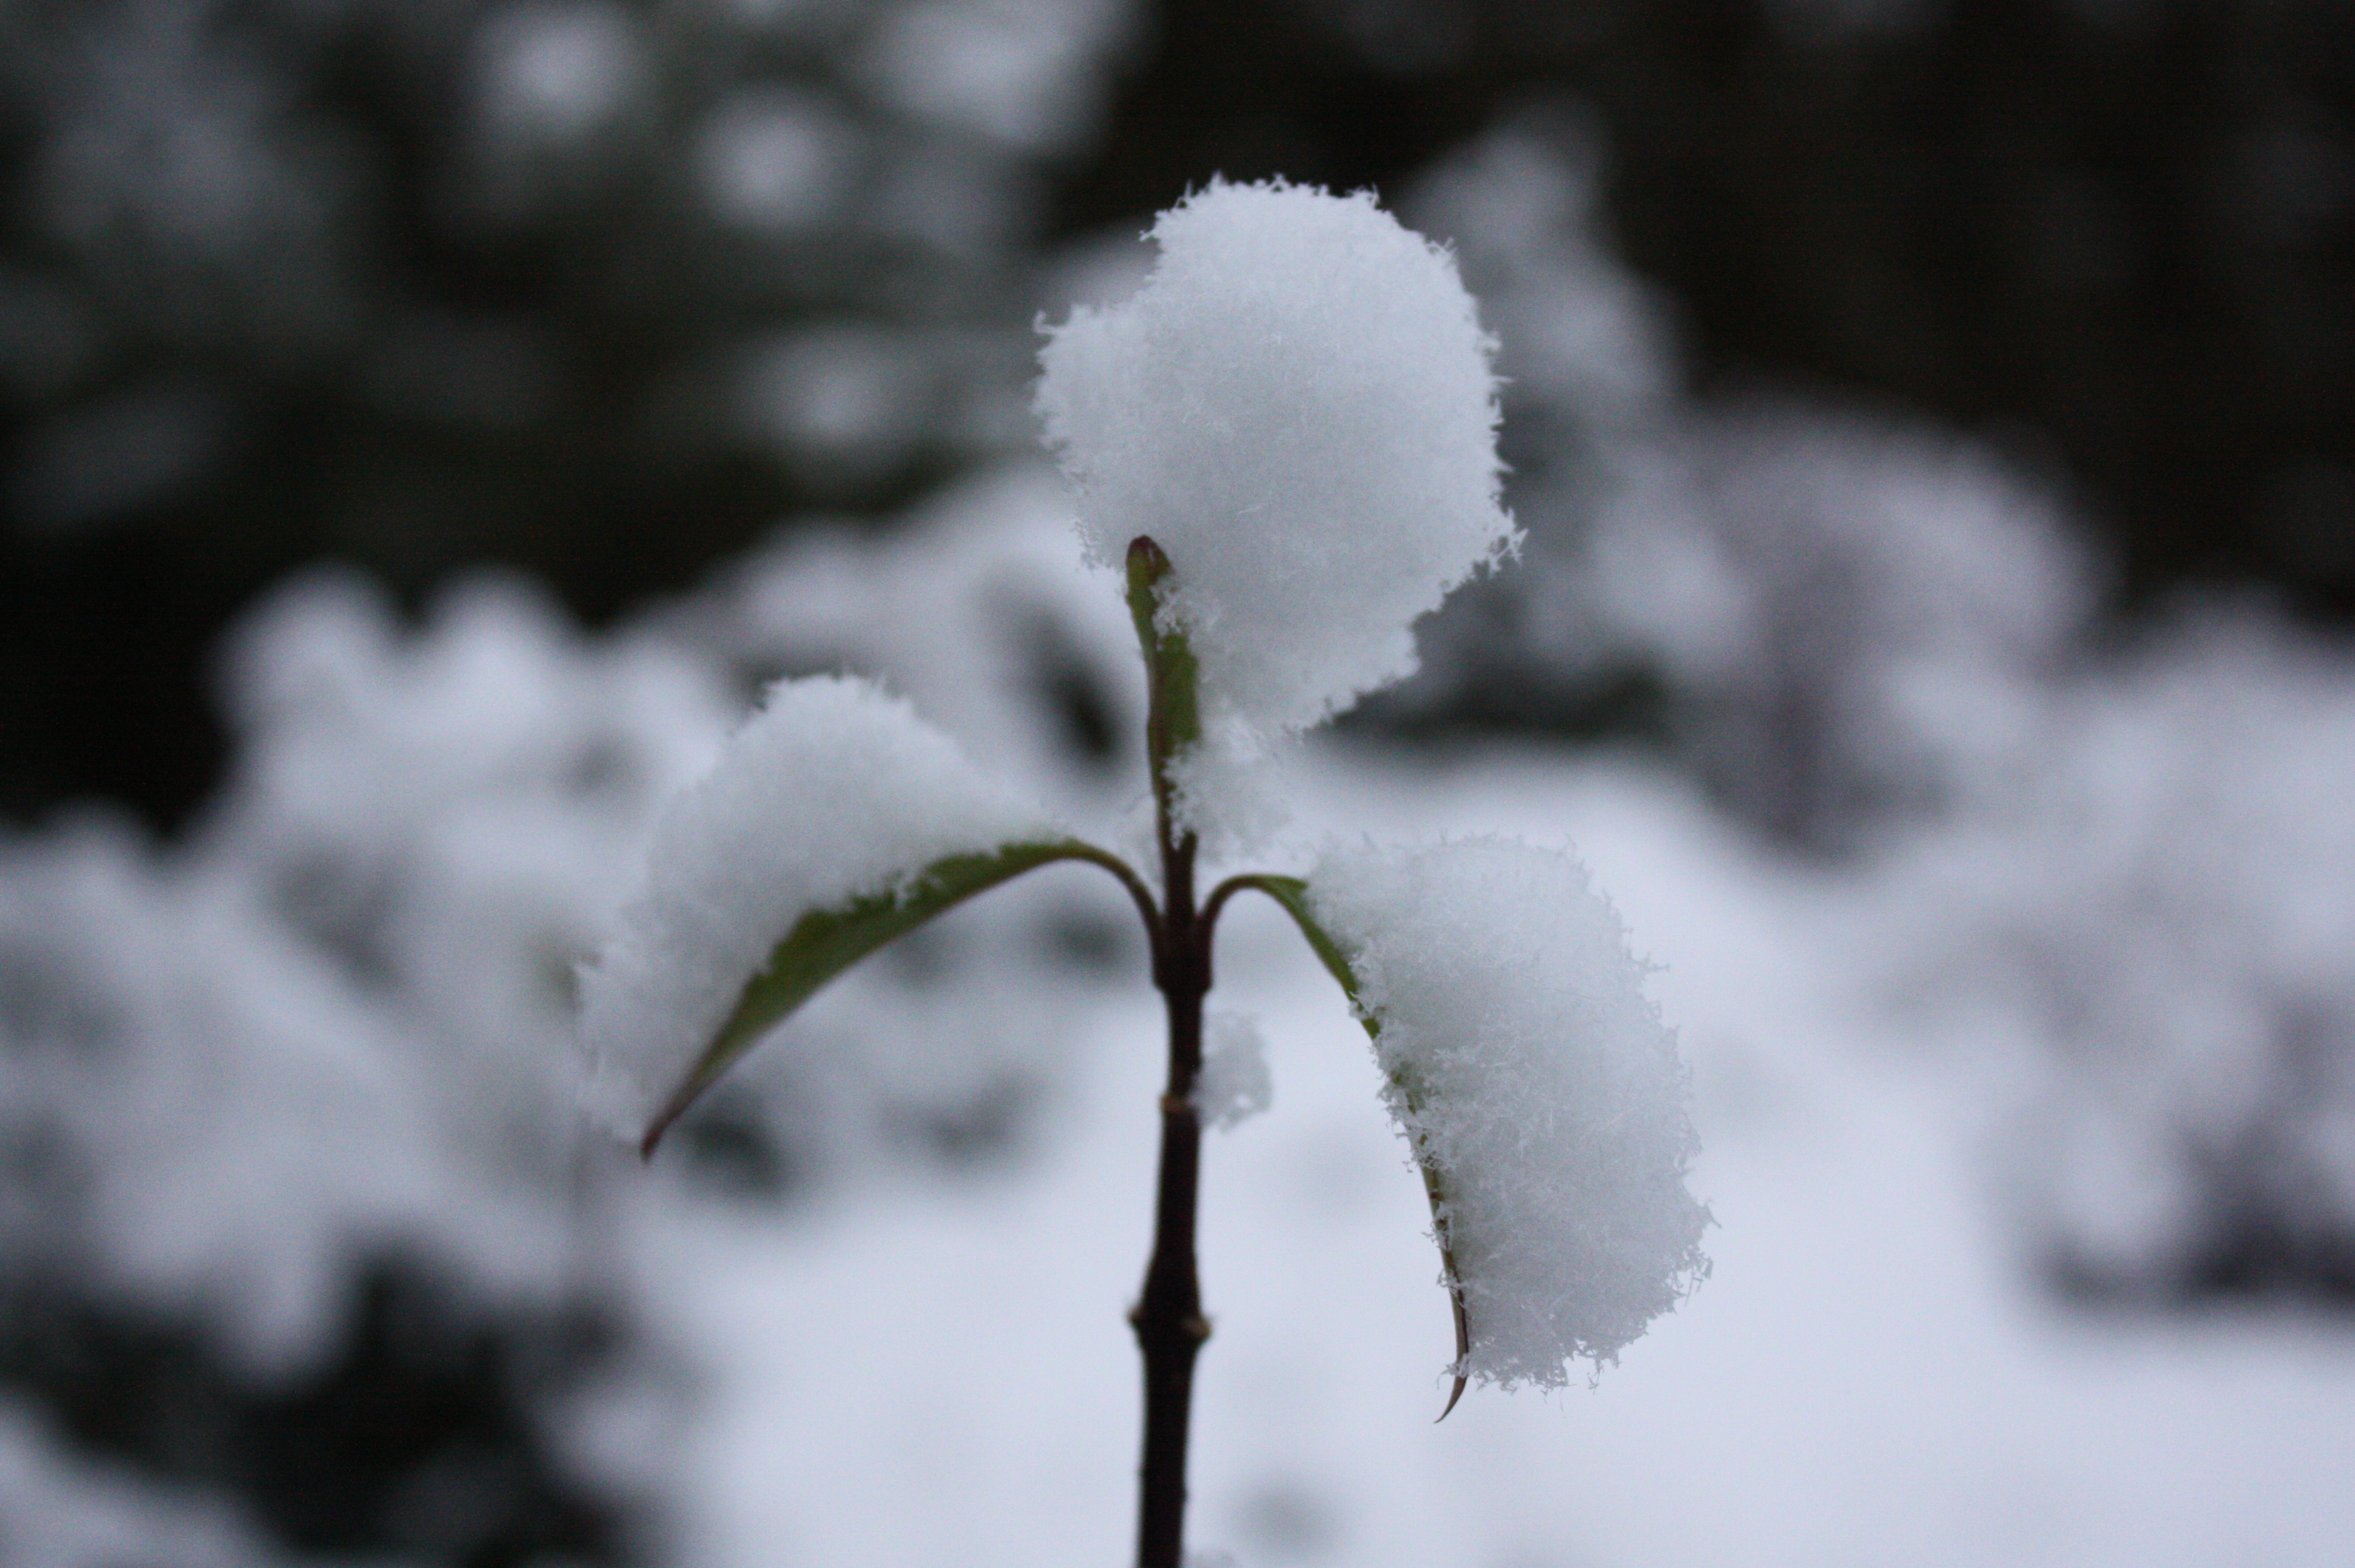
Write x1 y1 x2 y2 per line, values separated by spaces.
1306 837 1709 1386
1036 178 1518 737
576 674 1058 1136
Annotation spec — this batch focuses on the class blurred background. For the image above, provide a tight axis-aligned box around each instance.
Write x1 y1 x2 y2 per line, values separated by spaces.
3 1 2353 1563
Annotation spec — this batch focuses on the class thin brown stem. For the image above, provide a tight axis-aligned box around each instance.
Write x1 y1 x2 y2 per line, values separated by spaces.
1133 825 1205 1568
1125 533 1213 1568
1065 840 1167 955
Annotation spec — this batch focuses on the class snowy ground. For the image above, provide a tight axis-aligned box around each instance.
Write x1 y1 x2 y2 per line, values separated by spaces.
626 745 2355 1568
9 470 2353 1565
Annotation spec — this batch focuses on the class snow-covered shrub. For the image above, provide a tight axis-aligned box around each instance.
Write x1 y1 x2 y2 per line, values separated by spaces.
1579 405 2095 850
0 817 553 1366
0 820 635 1563
203 569 737 1185
0 1399 279 1568
1373 123 2093 855
580 177 1707 1564
0 573 737 1561
1353 117 1681 736
1901 608 2355 1300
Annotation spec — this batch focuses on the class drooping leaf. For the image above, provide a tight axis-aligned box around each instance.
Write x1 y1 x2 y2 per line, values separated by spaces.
1222 873 1473 1419
641 837 1149 1158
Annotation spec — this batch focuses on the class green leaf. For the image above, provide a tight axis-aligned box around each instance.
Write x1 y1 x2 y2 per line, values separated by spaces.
641 838 1149 1158
1222 874 1473 1419
1124 536 1202 827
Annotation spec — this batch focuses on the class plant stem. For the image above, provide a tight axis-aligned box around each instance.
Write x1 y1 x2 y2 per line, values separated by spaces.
1126 533 1211 1568
1133 824 1206 1568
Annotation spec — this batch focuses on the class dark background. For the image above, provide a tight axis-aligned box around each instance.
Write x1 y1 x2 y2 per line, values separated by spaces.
5 0 2350 825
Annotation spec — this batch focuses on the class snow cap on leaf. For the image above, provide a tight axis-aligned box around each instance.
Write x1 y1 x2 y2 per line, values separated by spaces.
1036 178 1518 737
1306 837 1710 1387
576 674 1057 1137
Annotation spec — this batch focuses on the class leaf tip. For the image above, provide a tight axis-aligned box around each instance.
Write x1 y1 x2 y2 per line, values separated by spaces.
1435 1287 1471 1422
640 1091 692 1162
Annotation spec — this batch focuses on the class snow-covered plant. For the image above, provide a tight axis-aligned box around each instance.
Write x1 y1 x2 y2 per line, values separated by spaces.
578 178 1708 1568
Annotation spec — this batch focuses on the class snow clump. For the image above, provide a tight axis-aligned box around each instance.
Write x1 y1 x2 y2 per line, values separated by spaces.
577 673 1059 1136
1306 837 1709 1386
1035 178 1518 738
1194 1010 1273 1130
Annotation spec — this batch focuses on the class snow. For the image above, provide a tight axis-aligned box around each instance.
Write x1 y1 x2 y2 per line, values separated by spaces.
11 463 2355 1564
576 673 1060 1138
1884 607 2355 1293
1581 403 2096 847
635 745 2355 1568
0 490 1133 1435
1034 178 1518 741
0 1399 272 1568
0 827 422 1368
1303 837 1709 1386
680 464 1142 813
1391 124 2096 853
1195 1011 1272 1131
